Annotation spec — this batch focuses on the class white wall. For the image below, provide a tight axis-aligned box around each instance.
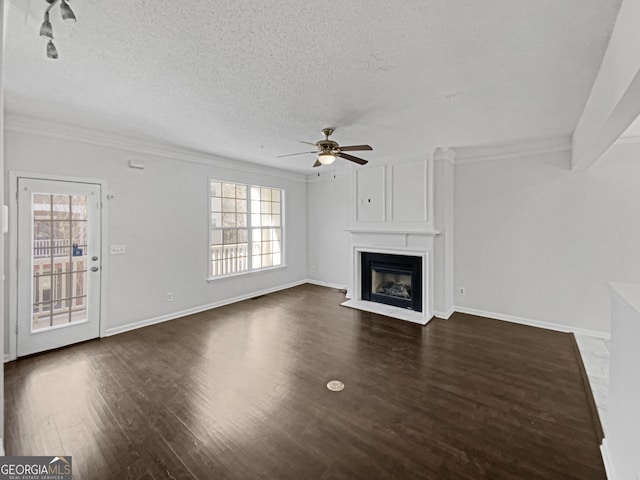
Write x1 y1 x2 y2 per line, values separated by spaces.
455 144 640 335
306 173 350 288
0 0 6 454
606 283 640 480
3 128 307 354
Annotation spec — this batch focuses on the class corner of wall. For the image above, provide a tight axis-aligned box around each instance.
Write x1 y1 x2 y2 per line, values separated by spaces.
432 148 455 316
1 0 7 455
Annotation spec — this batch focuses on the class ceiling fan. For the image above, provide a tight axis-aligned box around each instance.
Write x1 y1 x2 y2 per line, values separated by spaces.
278 128 372 167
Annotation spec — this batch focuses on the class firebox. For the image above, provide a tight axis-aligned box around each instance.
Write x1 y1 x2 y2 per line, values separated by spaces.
361 252 422 312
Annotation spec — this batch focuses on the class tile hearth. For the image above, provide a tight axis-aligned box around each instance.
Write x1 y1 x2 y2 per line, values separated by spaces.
341 299 430 325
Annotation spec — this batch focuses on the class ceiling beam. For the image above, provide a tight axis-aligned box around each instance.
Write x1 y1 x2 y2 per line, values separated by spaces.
572 0 640 171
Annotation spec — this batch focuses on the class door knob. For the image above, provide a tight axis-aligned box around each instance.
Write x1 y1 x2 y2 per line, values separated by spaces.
92 256 99 261
90 266 99 272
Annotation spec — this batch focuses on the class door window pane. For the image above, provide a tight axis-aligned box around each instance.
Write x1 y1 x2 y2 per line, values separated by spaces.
71 195 87 220
72 222 87 246
31 192 90 331
33 194 51 219
52 195 71 220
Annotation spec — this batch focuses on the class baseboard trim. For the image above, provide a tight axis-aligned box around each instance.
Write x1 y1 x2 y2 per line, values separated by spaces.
453 306 610 339
4 353 13 363
304 279 347 291
104 280 307 337
600 439 615 480
433 308 455 320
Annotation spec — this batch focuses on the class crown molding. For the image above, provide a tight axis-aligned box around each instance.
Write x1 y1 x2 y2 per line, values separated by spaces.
4 114 306 183
453 135 571 164
433 147 456 163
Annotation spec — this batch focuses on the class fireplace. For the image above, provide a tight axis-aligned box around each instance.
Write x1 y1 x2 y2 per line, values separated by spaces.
361 252 422 312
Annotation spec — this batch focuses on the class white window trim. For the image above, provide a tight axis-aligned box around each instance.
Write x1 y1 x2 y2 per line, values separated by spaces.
206 264 288 283
207 178 286 281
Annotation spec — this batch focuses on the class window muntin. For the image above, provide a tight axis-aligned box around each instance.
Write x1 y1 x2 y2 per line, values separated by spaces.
210 181 283 277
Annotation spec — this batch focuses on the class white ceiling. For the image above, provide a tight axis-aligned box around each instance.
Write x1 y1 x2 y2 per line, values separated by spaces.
4 0 622 174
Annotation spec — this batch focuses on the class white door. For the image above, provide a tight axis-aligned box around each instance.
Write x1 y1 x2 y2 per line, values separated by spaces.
17 178 102 356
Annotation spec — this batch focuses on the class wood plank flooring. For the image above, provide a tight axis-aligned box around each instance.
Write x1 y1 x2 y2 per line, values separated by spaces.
4 284 606 479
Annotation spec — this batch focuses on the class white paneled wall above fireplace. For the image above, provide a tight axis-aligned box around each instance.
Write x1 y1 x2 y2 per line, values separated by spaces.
352 159 433 232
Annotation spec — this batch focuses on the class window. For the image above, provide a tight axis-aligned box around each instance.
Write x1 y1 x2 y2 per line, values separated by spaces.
209 180 283 278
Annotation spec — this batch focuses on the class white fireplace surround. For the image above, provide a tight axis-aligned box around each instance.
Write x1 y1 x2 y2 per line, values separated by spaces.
342 230 439 325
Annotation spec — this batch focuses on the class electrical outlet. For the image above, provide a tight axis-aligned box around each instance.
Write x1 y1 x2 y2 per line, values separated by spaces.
166 292 173 302
110 244 126 255
458 287 465 296
311 265 317 274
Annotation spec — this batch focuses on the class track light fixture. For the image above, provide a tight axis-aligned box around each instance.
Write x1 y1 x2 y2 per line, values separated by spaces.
60 0 76 23
39 0 77 59
39 12 53 38
46 39 59 59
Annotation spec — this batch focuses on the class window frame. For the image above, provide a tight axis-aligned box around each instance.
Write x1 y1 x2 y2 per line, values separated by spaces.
207 178 285 280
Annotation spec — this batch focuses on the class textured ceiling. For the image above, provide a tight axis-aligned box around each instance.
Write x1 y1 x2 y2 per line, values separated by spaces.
4 0 622 173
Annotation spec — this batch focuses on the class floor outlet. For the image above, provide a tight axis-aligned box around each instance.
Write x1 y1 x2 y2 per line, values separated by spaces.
166 292 173 302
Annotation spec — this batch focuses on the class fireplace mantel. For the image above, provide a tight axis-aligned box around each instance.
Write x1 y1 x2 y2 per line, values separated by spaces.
342 229 439 325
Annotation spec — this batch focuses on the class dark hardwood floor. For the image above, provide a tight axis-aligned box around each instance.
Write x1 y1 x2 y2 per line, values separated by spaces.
5 284 605 479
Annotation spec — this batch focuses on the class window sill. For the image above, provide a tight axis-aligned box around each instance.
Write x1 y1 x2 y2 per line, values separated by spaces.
207 264 288 282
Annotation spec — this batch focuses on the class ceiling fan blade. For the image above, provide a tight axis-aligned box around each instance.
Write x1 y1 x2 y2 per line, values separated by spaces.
338 145 373 152
338 152 368 165
313 159 321 168
300 141 318 147
277 151 317 158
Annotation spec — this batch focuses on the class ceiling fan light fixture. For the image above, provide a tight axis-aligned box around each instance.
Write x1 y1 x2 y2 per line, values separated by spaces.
279 129 371 168
40 12 53 38
60 0 76 23
317 152 336 165
47 39 59 59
